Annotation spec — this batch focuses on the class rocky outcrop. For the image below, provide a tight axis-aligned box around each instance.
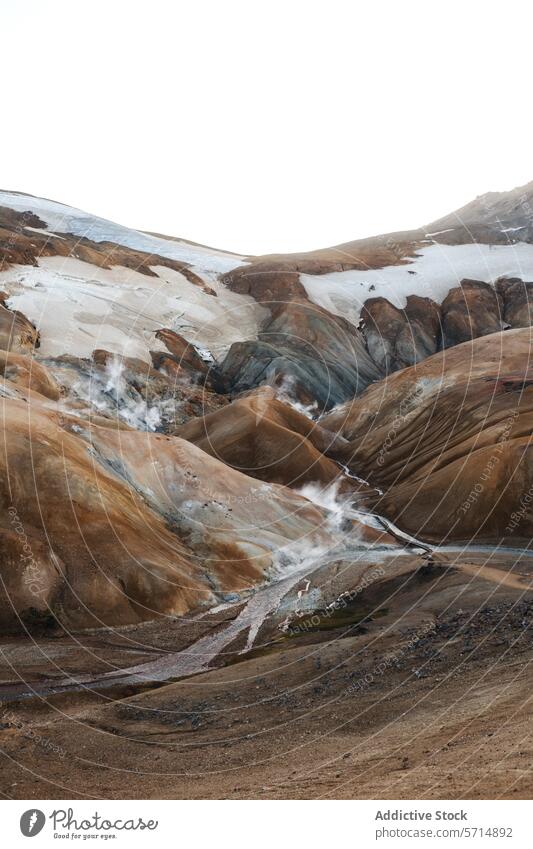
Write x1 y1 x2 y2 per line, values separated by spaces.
496 276 533 328
361 294 440 372
149 328 222 393
358 278 533 376
440 279 504 348
219 299 382 410
0 294 39 353
154 329 208 373
222 264 307 304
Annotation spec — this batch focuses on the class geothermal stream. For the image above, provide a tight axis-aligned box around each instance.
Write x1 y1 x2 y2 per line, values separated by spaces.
1 548 402 702
2 487 531 703
0 369 437 703
96 486 433 690
0 387 431 701
1 482 433 702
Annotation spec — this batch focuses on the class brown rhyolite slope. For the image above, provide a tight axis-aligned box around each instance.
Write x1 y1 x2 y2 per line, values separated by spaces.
0 395 205 631
223 181 533 304
0 291 39 353
426 179 533 242
177 387 348 488
2 185 533 622
222 231 427 299
324 327 533 545
0 348 59 399
0 351 360 632
0 188 532 802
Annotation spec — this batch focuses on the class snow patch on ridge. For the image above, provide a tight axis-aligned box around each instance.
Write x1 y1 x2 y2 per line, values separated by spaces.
300 242 533 327
0 190 246 275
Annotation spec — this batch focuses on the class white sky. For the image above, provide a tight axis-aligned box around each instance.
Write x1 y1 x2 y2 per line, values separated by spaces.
2 0 533 255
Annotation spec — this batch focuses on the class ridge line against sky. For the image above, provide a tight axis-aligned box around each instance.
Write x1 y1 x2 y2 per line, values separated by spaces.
2 0 533 254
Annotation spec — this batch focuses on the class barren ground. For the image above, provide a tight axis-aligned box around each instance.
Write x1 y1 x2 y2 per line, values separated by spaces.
0 550 530 800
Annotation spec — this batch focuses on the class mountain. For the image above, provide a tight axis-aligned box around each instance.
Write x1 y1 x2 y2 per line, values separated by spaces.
0 183 531 800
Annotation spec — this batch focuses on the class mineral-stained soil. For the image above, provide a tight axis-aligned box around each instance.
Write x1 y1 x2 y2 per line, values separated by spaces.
324 327 533 545
177 388 349 487
0 381 351 631
0 550 530 800
0 186 532 801
219 299 382 410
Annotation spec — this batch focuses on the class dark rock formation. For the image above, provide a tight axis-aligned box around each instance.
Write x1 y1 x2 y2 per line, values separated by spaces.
496 276 533 328
219 299 383 410
359 278 533 377
361 294 440 372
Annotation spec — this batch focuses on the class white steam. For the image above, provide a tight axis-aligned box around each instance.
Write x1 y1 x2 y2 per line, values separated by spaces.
69 356 180 431
274 374 318 418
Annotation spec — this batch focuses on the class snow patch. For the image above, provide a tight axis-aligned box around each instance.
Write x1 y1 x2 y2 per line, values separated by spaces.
24 226 66 240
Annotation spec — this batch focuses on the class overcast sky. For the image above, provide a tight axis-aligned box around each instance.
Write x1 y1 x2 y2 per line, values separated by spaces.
2 0 532 254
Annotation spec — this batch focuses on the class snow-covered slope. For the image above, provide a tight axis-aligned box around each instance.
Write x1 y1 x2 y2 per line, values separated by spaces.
0 257 266 361
3 185 533 364
0 190 265 361
0 190 246 274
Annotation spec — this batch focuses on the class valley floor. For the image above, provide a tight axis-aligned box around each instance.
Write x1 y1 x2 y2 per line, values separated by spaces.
0 549 530 800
